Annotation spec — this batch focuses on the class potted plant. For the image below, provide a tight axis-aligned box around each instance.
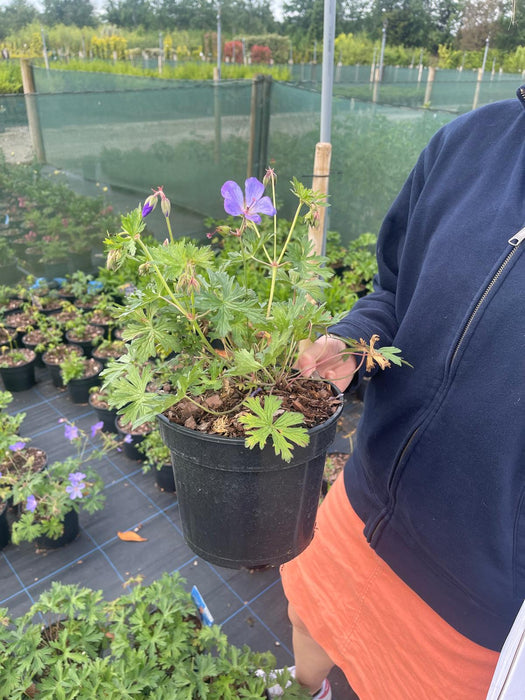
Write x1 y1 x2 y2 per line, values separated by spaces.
21 316 63 367
115 416 154 461
42 342 83 388
60 352 103 404
3 418 118 547
92 338 127 367
0 346 37 392
138 427 175 492
64 314 104 357
88 386 119 433
103 175 405 569
0 573 308 698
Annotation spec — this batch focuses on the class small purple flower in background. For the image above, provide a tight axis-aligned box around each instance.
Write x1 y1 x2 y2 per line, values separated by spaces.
64 424 79 441
66 472 87 500
26 495 37 512
90 421 104 439
123 434 133 444
9 441 26 452
220 177 276 224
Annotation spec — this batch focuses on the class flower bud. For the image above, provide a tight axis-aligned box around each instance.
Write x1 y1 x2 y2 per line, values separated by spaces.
160 195 171 218
142 195 157 218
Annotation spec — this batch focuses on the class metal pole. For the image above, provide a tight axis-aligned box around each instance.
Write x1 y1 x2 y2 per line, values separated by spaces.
40 25 49 72
378 18 387 83
216 3 222 81
320 0 336 144
158 32 163 74
481 34 490 74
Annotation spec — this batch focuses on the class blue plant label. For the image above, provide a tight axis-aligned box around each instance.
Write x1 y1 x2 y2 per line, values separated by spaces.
4 214 8 225
191 585 214 626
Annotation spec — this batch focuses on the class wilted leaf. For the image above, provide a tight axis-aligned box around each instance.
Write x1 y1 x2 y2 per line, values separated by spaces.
117 530 147 542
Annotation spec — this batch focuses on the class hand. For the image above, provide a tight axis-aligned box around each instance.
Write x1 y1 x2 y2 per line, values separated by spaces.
296 336 357 392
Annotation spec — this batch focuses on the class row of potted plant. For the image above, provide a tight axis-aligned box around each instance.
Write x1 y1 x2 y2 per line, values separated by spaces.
0 153 120 279
0 572 308 699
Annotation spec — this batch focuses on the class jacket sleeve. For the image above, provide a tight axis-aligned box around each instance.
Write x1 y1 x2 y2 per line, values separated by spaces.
328 143 430 374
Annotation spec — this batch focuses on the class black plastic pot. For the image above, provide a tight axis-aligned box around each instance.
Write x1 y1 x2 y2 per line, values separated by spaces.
0 502 10 550
67 363 102 404
115 418 149 461
155 463 176 492
88 394 119 433
65 329 103 359
42 346 83 388
157 393 343 569
36 509 79 549
0 352 37 392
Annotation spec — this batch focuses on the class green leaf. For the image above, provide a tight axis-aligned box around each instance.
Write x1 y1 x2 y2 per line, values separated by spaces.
238 396 309 462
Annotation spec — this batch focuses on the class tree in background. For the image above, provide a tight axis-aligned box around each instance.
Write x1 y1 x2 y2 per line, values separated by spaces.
42 0 97 27
457 0 500 50
0 0 38 40
103 0 154 29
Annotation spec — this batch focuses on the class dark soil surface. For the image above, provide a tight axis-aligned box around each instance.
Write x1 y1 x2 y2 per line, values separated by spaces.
0 348 36 367
42 344 82 365
163 377 342 439
1 446 47 475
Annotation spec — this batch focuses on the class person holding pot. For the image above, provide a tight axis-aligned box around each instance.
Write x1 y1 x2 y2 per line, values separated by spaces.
268 86 525 699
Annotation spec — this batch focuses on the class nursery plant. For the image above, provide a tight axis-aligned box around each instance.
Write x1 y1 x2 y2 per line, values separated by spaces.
103 174 404 461
1 418 118 545
0 572 308 699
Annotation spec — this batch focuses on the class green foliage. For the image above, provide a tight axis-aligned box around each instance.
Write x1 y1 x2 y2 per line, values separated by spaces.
0 60 22 93
138 427 171 473
1 419 120 545
59 351 89 384
0 390 27 464
0 572 309 699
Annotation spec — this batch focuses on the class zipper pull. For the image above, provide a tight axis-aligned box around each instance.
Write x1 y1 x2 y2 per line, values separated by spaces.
508 227 525 247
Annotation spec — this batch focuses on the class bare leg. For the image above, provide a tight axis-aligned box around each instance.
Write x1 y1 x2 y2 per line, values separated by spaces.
288 602 335 694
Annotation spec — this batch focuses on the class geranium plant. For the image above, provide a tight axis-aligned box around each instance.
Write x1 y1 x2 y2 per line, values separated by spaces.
103 173 404 461
1 419 119 545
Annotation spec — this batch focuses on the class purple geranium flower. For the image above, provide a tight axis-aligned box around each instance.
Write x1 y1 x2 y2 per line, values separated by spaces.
123 434 133 444
66 472 87 500
90 421 104 438
64 424 79 441
220 178 276 224
9 441 26 452
26 495 37 512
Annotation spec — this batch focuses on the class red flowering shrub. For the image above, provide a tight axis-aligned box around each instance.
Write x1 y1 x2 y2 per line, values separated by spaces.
224 40 243 63
250 45 272 64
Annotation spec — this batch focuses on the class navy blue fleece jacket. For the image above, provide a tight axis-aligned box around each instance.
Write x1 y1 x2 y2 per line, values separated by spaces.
329 86 525 651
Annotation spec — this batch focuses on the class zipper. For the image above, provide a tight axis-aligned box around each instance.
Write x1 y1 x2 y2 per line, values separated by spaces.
368 228 525 546
450 228 525 365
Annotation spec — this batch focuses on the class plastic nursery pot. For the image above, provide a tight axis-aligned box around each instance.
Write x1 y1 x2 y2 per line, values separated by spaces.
115 418 151 461
88 393 119 433
157 394 344 570
35 509 80 549
42 346 83 389
65 327 104 358
0 350 37 392
0 502 10 550
155 463 176 493
66 360 103 404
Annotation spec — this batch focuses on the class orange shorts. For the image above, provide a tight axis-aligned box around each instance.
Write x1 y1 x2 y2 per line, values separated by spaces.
280 473 499 700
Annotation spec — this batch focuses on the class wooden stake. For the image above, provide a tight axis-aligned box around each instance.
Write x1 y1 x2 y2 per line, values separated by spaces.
308 142 332 256
20 59 46 164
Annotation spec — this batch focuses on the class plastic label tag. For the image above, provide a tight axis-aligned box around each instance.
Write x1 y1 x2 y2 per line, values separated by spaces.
191 585 214 627
4 214 8 225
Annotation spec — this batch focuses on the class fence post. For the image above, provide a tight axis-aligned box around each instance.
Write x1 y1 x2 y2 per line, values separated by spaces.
20 58 46 164
213 66 221 164
308 142 332 256
472 67 483 110
423 65 435 106
247 74 272 180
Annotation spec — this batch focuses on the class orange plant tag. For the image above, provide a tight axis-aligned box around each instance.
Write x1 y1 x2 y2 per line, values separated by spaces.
117 530 147 542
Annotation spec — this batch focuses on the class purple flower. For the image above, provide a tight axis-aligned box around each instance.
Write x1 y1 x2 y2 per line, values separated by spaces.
221 178 276 224
26 495 37 512
9 441 26 452
64 424 79 441
66 472 87 500
123 434 133 444
90 421 104 438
